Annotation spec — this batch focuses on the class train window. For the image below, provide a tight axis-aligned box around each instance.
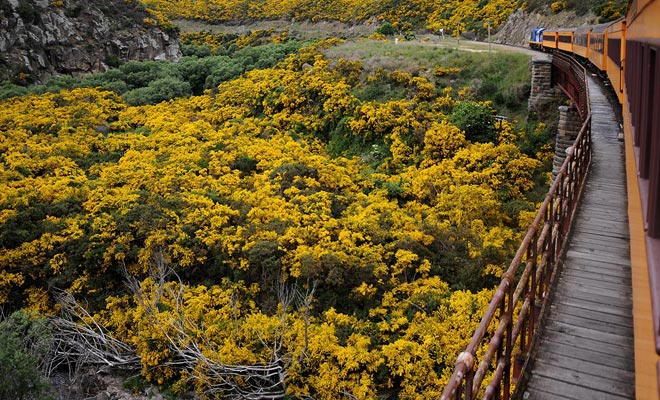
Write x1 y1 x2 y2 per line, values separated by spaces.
633 42 644 144
636 43 642 143
640 45 654 179
648 48 660 238
608 38 621 67
626 41 633 128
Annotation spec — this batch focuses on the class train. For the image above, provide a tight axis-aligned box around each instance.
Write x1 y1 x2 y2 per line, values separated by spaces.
530 1 660 397
530 18 626 102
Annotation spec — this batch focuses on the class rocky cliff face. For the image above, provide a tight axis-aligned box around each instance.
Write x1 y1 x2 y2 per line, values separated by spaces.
494 8 597 47
0 0 181 84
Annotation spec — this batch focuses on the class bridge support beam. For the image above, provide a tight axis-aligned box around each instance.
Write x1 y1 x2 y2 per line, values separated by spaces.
553 104 582 178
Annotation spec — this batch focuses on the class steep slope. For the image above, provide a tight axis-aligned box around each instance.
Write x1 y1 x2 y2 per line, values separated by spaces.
0 0 181 84
495 8 598 47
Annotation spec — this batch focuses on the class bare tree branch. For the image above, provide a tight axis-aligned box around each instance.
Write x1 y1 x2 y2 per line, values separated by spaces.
47 249 314 400
48 291 140 378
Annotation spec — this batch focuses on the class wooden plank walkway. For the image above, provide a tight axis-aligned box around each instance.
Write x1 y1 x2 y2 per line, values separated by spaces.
522 76 635 399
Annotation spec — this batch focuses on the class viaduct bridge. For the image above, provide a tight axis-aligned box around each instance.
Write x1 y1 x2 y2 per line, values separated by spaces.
440 52 659 400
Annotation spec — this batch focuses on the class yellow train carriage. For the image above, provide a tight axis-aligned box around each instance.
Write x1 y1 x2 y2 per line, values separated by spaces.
557 29 575 52
620 0 660 397
542 29 558 50
588 23 609 71
573 26 591 58
606 18 626 102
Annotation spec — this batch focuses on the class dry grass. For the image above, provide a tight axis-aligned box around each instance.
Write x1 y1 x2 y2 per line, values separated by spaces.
321 36 531 78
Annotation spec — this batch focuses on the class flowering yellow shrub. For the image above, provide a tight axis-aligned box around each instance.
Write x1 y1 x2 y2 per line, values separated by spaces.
0 42 546 397
551 1 567 12
141 0 518 35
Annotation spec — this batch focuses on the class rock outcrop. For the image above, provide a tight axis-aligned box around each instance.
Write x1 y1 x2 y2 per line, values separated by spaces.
0 0 181 84
494 8 598 47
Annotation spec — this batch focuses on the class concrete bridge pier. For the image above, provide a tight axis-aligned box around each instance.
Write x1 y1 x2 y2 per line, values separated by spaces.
553 104 582 178
528 57 561 117
528 56 582 180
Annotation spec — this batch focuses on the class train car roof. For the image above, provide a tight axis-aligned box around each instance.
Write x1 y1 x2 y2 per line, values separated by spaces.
544 28 576 33
574 26 592 34
591 22 613 33
606 16 626 29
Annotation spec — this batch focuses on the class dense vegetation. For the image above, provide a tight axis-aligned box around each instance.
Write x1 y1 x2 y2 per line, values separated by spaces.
0 32 304 105
141 0 520 36
138 0 628 37
525 0 628 21
0 31 553 398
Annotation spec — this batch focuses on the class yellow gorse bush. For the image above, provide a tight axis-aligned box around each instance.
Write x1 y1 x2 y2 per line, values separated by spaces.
0 41 546 398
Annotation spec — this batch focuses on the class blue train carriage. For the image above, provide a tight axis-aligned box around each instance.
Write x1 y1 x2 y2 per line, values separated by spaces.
530 27 545 50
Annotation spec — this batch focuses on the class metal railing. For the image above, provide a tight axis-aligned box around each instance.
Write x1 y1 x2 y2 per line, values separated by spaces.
440 54 592 400
552 52 589 120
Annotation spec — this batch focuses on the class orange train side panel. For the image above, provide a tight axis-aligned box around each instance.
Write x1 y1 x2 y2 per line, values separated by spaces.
616 2 660 397
623 93 660 400
558 30 574 52
622 0 660 389
627 0 660 39
606 19 625 103
589 37 606 70
573 27 590 58
543 30 558 49
589 23 611 71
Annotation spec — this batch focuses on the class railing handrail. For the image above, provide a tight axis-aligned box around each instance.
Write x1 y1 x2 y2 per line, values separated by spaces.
441 53 592 400
552 52 590 120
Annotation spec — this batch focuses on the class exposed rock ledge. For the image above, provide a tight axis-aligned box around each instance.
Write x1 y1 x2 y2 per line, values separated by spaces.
0 0 181 84
494 8 598 47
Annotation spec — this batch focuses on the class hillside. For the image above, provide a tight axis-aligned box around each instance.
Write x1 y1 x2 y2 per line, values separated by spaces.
0 0 181 84
141 0 519 36
495 8 598 46
0 1 577 399
495 0 627 46
0 29 557 397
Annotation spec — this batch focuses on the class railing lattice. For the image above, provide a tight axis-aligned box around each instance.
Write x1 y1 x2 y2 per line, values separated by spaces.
441 53 592 400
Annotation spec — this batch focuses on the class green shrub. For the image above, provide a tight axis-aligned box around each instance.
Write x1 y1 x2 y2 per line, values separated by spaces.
0 311 53 400
449 101 497 143
105 55 122 69
182 44 213 58
16 0 40 24
376 22 396 36
0 81 28 100
82 69 130 93
123 77 191 105
204 59 243 91
34 75 81 94
119 61 169 89
174 56 218 95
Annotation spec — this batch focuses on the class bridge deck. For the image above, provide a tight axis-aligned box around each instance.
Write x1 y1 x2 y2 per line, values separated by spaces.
523 76 635 399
